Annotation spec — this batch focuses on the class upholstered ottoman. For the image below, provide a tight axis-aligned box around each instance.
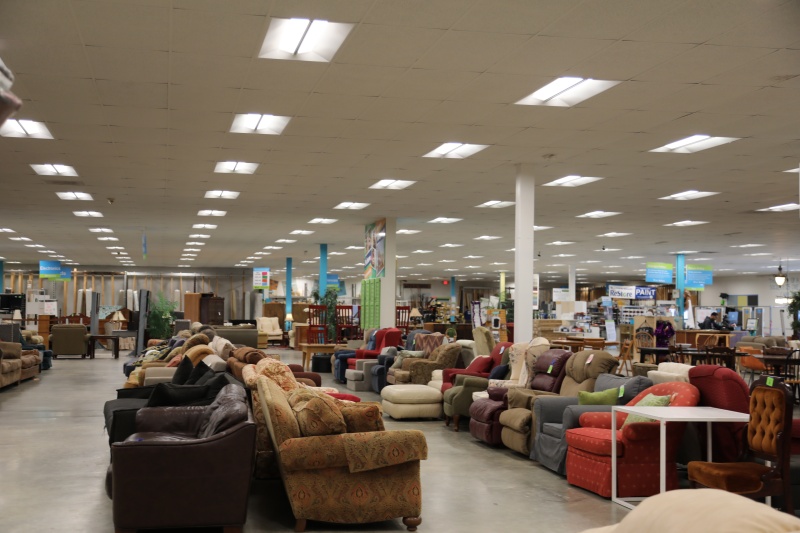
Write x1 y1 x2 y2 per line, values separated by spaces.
427 369 444 392
311 353 332 373
345 369 370 391
381 384 443 420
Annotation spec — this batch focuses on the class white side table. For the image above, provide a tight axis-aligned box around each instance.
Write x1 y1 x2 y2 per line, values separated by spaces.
611 405 749 510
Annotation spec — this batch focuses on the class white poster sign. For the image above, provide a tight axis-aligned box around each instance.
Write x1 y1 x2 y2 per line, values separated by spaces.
608 285 635 299
605 320 617 342
533 274 540 310
553 288 572 302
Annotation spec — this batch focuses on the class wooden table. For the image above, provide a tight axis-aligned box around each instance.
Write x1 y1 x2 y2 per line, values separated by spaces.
297 342 338 371
89 335 121 359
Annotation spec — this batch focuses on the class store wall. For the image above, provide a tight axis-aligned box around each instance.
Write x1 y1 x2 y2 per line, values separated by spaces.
699 274 799 335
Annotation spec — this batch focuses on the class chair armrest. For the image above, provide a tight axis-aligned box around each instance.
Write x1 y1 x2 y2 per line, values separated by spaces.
293 372 321 387
377 354 393 366
142 367 176 386
287 364 304 373
357 359 379 373
487 387 509 401
532 396 580 425
578 411 625 430
621 421 662 441
507 388 543 409
562 404 613 431
141 361 169 369
458 375 489 389
134 406 206 434
116 386 156 399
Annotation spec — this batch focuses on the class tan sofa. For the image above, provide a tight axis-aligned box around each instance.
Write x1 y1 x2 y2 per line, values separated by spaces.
736 335 788 352
0 341 22 388
50 324 91 358
257 376 427 532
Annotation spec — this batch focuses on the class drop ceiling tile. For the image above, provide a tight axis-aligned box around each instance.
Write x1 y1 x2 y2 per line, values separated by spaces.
414 31 530 72
358 98 442 122
647 83 758 113
170 53 252 88
584 81 691 110
335 24 445 67
489 36 615 76
244 61 327 92
270 0 373 21
85 47 169 84
284 117 352 138
298 93 377 120
633 44 776 84
2 43 93 78
0 0 82 45
450 73 546 104
588 109 689 133
33 102 107 126
172 0 271 15
705 49 800 87
315 64 406 97
338 120 404 140
542 0 673 40
168 109 232 132
11 75 100 106
382 69 480 100
454 0 581 34
365 0 471 28
171 8 265 57
103 106 168 129
569 40 696 80
168 84 241 113
108 126 169 145
95 80 168 108
72 0 170 50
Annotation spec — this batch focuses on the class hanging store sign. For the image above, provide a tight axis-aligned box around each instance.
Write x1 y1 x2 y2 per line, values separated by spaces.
645 262 673 284
686 264 713 285
608 285 657 300
39 260 61 279
253 267 270 290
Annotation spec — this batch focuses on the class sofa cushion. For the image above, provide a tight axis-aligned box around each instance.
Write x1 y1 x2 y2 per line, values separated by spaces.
184 345 214 366
251 357 298 391
1 359 22 373
498 407 531 432
391 350 424 369
464 355 492 374
488 364 509 380
259 377 301 444
542 422 563 439
566 427 624 456
622 393 671 426
579 387 620 406
201 353 227 373
595 374 654 404
198 384 248 438
287 388 346 437
20 350 41 369
209 336 235 360
338 402 385 433
468 398 505 423
181 333 210 354
171 355 194 385
184 361 212 385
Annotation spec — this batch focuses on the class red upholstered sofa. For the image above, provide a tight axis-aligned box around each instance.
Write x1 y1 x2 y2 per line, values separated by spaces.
441 342 513 394
565 381 700 498
688 364 750 462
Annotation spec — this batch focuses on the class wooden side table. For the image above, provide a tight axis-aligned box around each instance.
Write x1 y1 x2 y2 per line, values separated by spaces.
89 335 121 359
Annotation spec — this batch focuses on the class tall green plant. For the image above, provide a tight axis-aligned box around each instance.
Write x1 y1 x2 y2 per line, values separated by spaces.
311 286 339 341
147 292 177 340
787 291 800 338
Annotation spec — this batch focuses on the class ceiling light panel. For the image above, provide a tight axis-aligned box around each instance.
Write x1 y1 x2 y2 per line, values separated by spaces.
412 250 432 254
597 232 631 237
204 190 240 199
263 246 283 250
10 237 30 241
552 254 575 258
369 179 416 190
542 175 603 187
516 77 620 107
259 17 354 63
731 244 764 248
396 229 420 235
0 228 14 233
0 119 53 139
476 200 515 208
186 242 206 245
650 135 739 153
475 235 501 240
32 164 77 176
198 210 226 216
423 142 488 159
188 234 210 238
547 241 575 246
192 224 217 229
757 203 800 212
89 228 113 233
333 202 369 210
429 217 462 224
329 251 346 256
214 161 259 174
577 211 620 218
230 114 291 135
290 230 314 235
664 220 708 227
309 218 337 224
440 243 462 248
344 246 362 250
276 239 296 243
97 237 118 241
534 226 553 231
659 190 719 201
73 211 103 217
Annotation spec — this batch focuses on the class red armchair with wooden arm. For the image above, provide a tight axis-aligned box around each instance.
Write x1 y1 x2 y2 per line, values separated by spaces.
347 328 401 370
441 342 513 393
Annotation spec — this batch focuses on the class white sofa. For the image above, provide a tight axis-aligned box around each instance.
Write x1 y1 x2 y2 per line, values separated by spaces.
647 362 693 384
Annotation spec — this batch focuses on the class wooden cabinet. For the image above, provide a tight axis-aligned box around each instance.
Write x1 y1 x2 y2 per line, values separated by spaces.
184 293 201 323
200 296 225 325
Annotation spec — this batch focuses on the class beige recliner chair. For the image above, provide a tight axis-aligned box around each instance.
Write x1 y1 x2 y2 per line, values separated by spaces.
472 326 495 356
50 324 91 358
257 317 283 348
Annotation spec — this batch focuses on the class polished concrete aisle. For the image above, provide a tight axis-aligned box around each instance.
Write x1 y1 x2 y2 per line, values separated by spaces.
0 350 627 532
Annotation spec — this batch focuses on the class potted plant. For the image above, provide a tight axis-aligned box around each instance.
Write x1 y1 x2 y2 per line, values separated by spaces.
311 286 339 342
787 291 800 339
147 292 177 341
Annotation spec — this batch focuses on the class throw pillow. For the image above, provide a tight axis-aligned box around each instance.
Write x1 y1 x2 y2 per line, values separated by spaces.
171 355 194 385
184 361 212 385
253 357 298 391
287 388 346 437
181 333 210 354
337 401 385 433
391 350 425 369
488 364 509 380
464 355 492 374
578 387 619 406
622 393 671 426
185 345 214 366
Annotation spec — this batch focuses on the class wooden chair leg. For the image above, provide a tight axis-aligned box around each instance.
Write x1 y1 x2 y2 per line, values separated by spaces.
453 414 460 432
295 518 307 532
403 516 422 531
444 415 451 426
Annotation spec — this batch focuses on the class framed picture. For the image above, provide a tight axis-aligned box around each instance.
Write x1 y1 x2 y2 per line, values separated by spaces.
745 318 758 330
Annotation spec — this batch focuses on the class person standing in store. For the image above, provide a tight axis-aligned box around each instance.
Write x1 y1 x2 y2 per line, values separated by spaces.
699 312 723 330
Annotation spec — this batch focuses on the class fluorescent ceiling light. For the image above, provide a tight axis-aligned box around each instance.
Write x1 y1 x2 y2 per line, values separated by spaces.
516 77 620 107
440 243 462 248
595 248 621 252
230 114 291 135
259 17 354 63
423 143 488 159
464 265 480 269
192 224 217 229
329 251 346 256
745 253 771 256
97 237 118 241
10 237 30 241
290 230 314 235
184 248 201 252
440 260 457 263
396 229 420 235
106 246 124 250
444 269 459 272
0 228 14 233
412 250 432 254
309 218 337 224
659 190 719 201
542 175 603 187
731 244 764 248
369 179 416 190
33 164 77 176
597 232 631 237
533 226 553 231
240 260 253 264
204 190 239 199
254 252 270 256
670 250 698 254
581 260 601 263
620 256 644 259
276 239 296 243
552 254 575 258
547 241 574 246
246 256 257 260
417 263 432 266
56 191 93 200
188 234 210 239
263 246 283 250
398 266 413 270
345 246 362 250
577 211 620 218
89 228 113 233
476 200 515 208
475 235 501 240
0 119 53 139
464 255 484 259
198 210 226 217
301 260 316 264
333 201 369 210
664 220 708 227
73 211 103 217
650 135 739 153
757 203 800 212
214 161 259 174
783 167 799 173
429 217 462 224
186 242 206 245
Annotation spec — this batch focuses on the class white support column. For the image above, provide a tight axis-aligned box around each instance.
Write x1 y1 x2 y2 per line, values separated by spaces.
568 264 576 300
380 217 397 328
514 165 535 342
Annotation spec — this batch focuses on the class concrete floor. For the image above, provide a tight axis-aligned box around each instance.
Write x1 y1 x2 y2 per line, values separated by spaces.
0 349 628 532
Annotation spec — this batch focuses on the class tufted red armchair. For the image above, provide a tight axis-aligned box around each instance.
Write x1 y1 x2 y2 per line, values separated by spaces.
441 342 513 393
565 381 700 498
347 328 402 369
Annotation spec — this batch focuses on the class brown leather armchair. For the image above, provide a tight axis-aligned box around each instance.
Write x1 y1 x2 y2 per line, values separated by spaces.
107 385 256 532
